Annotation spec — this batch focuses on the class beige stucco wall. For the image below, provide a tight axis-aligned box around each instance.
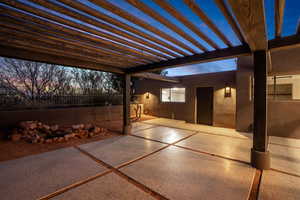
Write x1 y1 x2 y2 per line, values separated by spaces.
135 71 236 128
236 56 253 132
237 53 300 139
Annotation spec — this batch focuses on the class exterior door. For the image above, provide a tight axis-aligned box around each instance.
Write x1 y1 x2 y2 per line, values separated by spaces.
197 87 213 125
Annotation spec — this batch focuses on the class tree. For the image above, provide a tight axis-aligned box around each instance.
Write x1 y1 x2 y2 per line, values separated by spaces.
72 68 105 95
0 58 73 101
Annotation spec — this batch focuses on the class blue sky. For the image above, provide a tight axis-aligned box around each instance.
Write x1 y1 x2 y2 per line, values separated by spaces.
4 0 300 76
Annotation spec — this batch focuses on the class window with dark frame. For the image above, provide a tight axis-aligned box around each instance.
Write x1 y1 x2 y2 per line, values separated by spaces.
161 88 185 103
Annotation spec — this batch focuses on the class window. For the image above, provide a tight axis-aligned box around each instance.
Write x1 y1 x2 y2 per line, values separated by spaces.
161 88 185 102
267 75 300 100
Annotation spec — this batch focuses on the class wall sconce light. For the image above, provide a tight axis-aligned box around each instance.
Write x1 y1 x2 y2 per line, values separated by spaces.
224 85 231 97
146 92 150 99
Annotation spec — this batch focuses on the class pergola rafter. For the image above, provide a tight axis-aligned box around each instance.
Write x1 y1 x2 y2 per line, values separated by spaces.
183 0 233 47
28 0 172 60
88 0 195 55
57 0 181 58
152 0 220 50
0 25 141 67
275 0 285 38
1 0 163 63
125 0 207 52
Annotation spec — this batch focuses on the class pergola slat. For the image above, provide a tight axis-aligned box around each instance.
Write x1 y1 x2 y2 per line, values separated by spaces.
183 0 233 47
213 0 245 43
58 0 181 58
152 0 220 50
227 0 268 51
0 6 157 63
125 0 207 52
0 32 129 68
0 22 144 66
0 35 124 68
1 1 161 63
275 0 285 38
0 14 150 64
89 0 194 55
126 45 251 73
0 45 124 74
29 0 172 60
21 0 163 62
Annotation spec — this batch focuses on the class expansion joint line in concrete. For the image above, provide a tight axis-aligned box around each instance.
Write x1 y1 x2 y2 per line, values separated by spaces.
248 169 262 200
131 131 250 166
141 121 251 141
131 125 160 134
65 133 198 200
270 168 300 178
74 145 170 200
38 169 112 200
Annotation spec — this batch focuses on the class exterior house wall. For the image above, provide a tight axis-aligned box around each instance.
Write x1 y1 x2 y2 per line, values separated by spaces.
237 53 300 139
236 56 254 132
135 71 236 128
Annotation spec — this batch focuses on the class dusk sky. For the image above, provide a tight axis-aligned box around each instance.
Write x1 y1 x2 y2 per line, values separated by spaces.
8 0 300 76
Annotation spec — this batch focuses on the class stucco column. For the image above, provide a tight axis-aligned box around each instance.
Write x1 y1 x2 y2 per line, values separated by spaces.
123 74 132 134
251 51 270 169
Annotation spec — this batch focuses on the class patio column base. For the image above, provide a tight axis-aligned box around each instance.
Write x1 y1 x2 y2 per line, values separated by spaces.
123 125 132 135
251 148 270 170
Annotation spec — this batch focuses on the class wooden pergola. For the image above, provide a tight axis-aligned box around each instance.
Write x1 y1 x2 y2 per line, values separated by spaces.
0 0 299 169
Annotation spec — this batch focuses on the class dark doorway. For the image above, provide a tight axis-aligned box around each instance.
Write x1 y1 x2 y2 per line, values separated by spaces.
197 87 213 125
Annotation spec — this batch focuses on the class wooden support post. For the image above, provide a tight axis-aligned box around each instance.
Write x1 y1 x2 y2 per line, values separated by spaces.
251 51 271 169
123 74 132 134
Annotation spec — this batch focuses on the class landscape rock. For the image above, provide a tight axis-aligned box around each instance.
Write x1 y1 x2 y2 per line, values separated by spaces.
19 121 38 130
84 123 93 130
11 134 22 142
50 125 59 132
45 139 53 144
93 127 101 134
12 121 107 144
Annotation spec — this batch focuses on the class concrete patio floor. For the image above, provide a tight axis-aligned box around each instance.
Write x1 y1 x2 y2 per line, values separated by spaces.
0 118 300 199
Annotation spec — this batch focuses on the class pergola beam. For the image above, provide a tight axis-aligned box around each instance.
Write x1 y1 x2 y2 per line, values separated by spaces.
0 45 124 74
126 45 251 73
269 34 300 51
275 0 285 38
133 73 180 83
227 0 268 51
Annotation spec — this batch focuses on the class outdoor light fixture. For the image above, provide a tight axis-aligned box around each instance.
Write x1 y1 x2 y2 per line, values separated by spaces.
146 92 150 99
224 85 231 97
